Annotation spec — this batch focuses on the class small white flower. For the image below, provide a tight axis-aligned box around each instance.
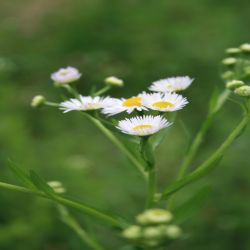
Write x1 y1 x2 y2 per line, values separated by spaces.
59 95 114 113
51 66 81 85
141 92 188 112
149 76 193 92
116 115 171 136
102 95 147 116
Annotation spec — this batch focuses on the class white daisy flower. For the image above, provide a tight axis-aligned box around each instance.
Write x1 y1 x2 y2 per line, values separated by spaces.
141 92 188 112
102 95 147 116
149 76 193 92
51 66 81 85
59 95 114 113
116 115 171 136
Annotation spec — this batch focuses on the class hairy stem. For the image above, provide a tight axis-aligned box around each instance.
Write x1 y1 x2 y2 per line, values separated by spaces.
162 110 249 200
0 181 126 228
146 169 157 208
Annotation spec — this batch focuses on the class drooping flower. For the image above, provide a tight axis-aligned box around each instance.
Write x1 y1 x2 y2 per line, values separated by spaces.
59 95 114 113
116 115 171 136
102 95 146 116
51 66 81 85
141 92 188 112
149 76 193 92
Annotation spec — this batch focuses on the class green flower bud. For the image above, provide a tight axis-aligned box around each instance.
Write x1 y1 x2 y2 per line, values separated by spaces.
240 43 250 52
105 76 124 87
244 66 250 75
47 181 66 194
165 225 182 239
142 239 159 248
226 80 244 90
31 95 46 108
225 48 241 55
143 226 163 239
136 209 173 225
221 71 235 81
222 57 237 65
234 85 250 97
122 225 141 240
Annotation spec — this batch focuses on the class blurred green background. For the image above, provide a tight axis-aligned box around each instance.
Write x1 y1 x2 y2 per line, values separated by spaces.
0 0 250 249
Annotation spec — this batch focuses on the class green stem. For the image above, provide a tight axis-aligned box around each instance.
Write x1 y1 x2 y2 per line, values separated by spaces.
146 169 156 208
161 111 249 200
82 113 148 179
63 85 80 98
58 206 105 250
0 181 125 228
45 101 59 107
93 85 111 96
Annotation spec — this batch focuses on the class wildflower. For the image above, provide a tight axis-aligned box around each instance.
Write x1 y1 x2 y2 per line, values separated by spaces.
136 209 173 225
226 80 244 90
141 92 188 112
102 95 146 116
240 43 250 52
149 76 193 93
105 76 124 87
59 95 114 113
165 225 182 239
222 57 237 65
51 66 81 85
31 95 46 108
122 225 141 240
234 85 250 97
117 115 171 136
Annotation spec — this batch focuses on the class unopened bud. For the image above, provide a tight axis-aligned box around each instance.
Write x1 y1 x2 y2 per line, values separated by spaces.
240 43 250 53
122 225 141 240
105 76 124 87
244 66 250 75
222 57 237 65
143 226 162 239
225 48 241 55
165 225 182 239
221 71 235 81
47 181 66 194
226 80 244 90
31 95 45 108
234 85 250 97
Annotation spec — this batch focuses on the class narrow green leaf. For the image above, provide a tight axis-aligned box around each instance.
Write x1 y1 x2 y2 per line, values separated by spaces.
7 160 36 189
29 170 57 199
173 186 211 223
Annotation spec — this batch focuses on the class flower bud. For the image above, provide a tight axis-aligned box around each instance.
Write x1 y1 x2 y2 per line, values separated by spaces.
240 43 250 53
47 181 66 194
234 85 250 97
165 225 182 239
221 71 235 81
226 80 244 90
244 66 250 75
143 226 162 239
105 76 124 87
122 225 141 240
225 48 241 55
136 209 173 225
222 57 237 65
31 95 46 108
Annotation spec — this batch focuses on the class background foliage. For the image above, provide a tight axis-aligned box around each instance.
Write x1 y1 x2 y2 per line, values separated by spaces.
0 0 250 249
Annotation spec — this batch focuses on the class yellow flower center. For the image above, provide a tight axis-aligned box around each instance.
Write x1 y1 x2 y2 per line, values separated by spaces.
152 101 174 109
122 97 142 107
133 124 153 131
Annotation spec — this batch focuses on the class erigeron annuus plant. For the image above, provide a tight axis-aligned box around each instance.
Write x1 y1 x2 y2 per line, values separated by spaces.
1 43 250 250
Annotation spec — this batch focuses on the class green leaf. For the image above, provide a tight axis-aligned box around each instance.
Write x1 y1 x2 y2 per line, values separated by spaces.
7 160 36 189
173 186 211 224
29 170 57 199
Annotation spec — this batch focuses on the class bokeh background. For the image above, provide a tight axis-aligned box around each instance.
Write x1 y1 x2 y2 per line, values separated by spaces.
0 0 250 249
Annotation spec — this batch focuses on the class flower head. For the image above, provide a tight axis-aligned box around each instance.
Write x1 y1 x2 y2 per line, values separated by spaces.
141 92 188 112
59 95 114 113
149 76 193 93
31 95 46 108
116 115 171 136
102 95 146 116
51 66 81 85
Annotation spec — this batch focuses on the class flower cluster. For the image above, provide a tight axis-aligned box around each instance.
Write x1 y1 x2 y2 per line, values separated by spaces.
49 66 193 137
222 43 250 97
122 208 182 248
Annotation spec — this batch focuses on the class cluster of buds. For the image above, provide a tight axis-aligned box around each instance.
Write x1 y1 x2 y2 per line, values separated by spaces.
122 208 182 248
222 43 250 97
